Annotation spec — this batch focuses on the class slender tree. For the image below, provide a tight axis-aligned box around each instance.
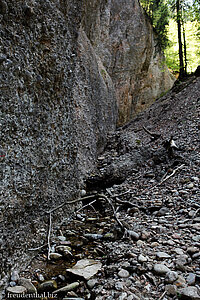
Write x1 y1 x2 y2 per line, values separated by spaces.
176 0 185 78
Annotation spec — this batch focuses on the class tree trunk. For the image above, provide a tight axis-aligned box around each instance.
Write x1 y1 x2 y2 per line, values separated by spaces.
182 19 187 75
176 0 184 79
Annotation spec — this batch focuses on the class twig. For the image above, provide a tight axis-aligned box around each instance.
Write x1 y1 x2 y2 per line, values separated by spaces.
76 199 97 213
47 212 52 260
98 194 128 232
191 208 200 223
158 291 167 300
143 126 161 139
28 244 47 251
47 194 96 214
158 164 184 185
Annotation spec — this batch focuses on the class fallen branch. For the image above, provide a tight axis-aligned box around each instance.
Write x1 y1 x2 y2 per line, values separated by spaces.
47 194 97 214
47 212 52 260
99 193 129 232
158 164 184 185
191 208 200 223
158 291 167 300
28 244 48 251
143 126 161 139
76 199 97 214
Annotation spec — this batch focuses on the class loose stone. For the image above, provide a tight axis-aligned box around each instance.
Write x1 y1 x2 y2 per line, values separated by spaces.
7 286 27 294
186 273 196 285
153 264 170 275
38 280 57 292
165 271 178 283
156 252 171 259
18 278 37 294
178 287 200 299
53 282 80 294
118 269 130 278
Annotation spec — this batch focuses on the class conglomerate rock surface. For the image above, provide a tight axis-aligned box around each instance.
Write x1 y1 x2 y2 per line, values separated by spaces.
0 0 174 285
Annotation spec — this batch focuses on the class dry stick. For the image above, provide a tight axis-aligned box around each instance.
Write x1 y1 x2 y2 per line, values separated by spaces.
47 212 52 260
76 199 97 213
158 164 185 185
28 244 48 251
99 194 128 232
149 164 185 191
143 125 161 139
191 208 200 223
158 291 167 300
47 194 96 214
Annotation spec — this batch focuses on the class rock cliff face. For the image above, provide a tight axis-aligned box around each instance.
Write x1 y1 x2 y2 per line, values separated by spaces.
82 0 175 124
0 0 174 278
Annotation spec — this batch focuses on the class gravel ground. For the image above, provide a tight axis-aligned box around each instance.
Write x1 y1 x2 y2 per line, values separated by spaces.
4 76 200 299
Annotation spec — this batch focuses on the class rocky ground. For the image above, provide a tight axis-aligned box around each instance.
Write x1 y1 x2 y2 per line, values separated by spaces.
3 76 200 299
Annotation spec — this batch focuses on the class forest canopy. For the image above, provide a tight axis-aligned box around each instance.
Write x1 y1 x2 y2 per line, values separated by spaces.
140 0 200 77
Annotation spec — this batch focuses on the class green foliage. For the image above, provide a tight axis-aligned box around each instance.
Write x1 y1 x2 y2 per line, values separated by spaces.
140 0 170 49
165 19 200 72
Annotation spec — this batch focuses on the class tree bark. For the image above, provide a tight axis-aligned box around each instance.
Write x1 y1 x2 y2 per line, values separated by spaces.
176 0 184 79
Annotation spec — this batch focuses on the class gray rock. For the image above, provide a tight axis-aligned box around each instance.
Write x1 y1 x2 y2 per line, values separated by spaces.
39 280 57 292
165 284 177 296
153 264 170 275
127 230 140 240
7 286 27 294
156 252 171 259
115 282 124 291
53 282 79 294
138 254 148 263
118 269 130 278
18 278 37 294
178 286 200 299
11 270 19 282
186 273 196 286
87 279 98 289
165 271 178 283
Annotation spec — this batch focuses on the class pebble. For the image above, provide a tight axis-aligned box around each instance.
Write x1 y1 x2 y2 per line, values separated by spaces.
87 279 98 289
7 286 27 294
138 254 148 263
53 282 80 294
18 278 37 294
153 264 170 275
38 280 57 292
165 271 178 283
49 253 63 260
178 286 200 299
186 273 196 285
156 252 171 259
165 284 177 296
10 270 19 282
127 230 140 240
118 269 130 278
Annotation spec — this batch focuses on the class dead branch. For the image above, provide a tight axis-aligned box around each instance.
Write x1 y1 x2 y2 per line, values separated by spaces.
158 291 167 300
158 164 184 185
47 194 97 214
98 194 129 232
191 208 200 223
28 244 47 251
143 126 161 139
47 212 52 260
76 199 97 214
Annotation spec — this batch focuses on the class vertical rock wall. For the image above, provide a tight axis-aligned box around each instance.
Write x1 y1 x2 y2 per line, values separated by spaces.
0 0 117 278
82 0 175 125
0 0 173 279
